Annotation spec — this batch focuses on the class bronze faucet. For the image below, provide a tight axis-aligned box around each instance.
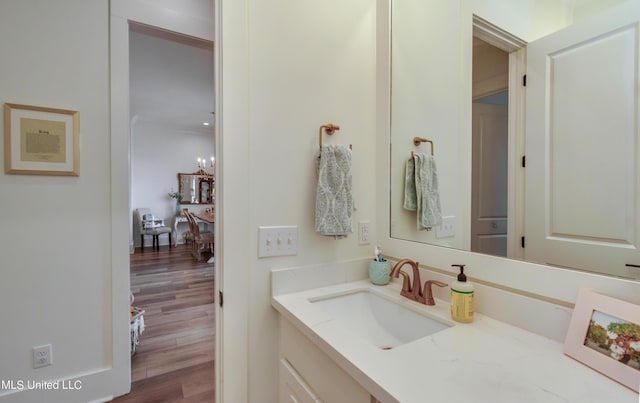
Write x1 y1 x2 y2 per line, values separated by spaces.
390 259 448 305
422 280 448 305
390 259 423 302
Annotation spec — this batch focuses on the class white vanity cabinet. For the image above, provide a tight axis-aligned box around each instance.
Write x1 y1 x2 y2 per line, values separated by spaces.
272 269 639 403
278 317 373 403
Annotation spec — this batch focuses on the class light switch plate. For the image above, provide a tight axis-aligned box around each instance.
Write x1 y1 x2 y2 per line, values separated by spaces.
436 216 456 238
258 226 298 257
358 221 370 245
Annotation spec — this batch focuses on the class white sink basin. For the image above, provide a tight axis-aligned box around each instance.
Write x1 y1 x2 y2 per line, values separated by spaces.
310 290 452 349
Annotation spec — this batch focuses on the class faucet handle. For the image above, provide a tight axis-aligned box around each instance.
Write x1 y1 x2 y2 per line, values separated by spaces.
394 269 412 294
422 280 448 306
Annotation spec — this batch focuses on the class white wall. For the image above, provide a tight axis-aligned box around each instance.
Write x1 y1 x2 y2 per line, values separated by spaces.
571 0 635 22
129 28 214 133
0 2 129 402
390 0 466 248
471 0 634 41
473 0 573 41
219 0 378 400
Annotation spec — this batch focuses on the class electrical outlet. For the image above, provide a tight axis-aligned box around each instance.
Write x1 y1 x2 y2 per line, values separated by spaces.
436 216 456 238
258 226 298 257
359 221 370 244
33 344 52 369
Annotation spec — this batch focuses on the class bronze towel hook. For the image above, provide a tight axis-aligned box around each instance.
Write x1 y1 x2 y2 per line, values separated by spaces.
411 136 434 158
319 124 351 150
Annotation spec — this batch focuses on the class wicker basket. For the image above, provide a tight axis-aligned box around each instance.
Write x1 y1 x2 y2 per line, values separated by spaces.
130 306 145 356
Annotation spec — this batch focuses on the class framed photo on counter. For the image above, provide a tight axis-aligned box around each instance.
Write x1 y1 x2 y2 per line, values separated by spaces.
564 289 640 391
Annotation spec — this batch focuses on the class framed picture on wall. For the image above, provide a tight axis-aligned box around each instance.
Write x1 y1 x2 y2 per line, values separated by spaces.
564 289 640 392
4 103 79 176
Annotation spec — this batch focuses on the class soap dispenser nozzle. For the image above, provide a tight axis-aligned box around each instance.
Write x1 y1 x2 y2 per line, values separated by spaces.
452 264 466 282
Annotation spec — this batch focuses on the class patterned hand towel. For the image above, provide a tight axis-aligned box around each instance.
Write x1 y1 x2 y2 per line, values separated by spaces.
315 145 354 237
414 153 442 230
403 156 417 211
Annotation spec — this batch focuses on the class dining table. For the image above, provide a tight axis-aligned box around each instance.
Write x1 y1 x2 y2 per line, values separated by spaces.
193 211 215 224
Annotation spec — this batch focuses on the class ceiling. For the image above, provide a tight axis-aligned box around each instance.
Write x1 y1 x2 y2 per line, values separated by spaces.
129 24 214 133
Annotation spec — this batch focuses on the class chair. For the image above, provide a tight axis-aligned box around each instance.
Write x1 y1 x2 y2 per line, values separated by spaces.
136 208 172 251
184 210 214 261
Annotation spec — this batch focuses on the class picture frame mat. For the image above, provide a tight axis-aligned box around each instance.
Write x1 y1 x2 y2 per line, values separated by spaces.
4 103 79 176
564 289 640 392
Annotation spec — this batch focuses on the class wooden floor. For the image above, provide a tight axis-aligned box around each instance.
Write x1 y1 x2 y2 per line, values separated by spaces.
112 244 215 403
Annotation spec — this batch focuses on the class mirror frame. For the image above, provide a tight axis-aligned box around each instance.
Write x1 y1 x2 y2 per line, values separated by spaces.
199 176 214 204
387 2 640 280
375 0 639 307
178 170 215 205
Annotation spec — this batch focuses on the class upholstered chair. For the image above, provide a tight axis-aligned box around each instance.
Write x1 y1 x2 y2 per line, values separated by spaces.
136 208 172 251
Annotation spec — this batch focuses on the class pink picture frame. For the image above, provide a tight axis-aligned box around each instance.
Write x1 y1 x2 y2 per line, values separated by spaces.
564 289 640 392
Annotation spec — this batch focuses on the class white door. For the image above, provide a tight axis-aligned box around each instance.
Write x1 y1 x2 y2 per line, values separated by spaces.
472 101 508 256
525 2 640 279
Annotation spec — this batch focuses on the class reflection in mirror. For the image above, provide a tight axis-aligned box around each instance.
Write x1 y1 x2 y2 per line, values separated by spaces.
199 177 213 204
390 0 470 252
390 1 640 280
178 170 214 204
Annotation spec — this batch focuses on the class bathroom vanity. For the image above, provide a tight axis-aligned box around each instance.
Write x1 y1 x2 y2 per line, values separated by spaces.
271 259 638 403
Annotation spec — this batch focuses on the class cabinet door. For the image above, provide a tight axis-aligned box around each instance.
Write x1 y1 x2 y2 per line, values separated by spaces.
279 358 320 403
279 318 370 403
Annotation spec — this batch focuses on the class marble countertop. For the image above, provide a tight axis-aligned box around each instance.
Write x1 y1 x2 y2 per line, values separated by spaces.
272 279 637 403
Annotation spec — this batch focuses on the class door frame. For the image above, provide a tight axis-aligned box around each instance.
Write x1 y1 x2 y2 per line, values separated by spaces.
473 15 526 260
110 1 225 400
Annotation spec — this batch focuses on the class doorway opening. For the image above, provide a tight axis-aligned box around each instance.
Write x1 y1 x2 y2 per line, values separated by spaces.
117 23 217 402
471 37 509 257
471 16 526 260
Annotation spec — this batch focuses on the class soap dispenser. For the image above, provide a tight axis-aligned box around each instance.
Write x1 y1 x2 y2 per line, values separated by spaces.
450 264 474 323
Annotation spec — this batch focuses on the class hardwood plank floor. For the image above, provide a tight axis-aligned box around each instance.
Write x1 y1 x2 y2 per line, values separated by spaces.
112 244 215 403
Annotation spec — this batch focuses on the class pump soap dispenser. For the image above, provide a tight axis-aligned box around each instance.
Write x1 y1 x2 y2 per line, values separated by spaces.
450 264 474 323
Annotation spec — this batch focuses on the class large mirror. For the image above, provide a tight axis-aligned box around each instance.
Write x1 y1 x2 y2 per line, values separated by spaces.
178 171 214 204
390 0 640 280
